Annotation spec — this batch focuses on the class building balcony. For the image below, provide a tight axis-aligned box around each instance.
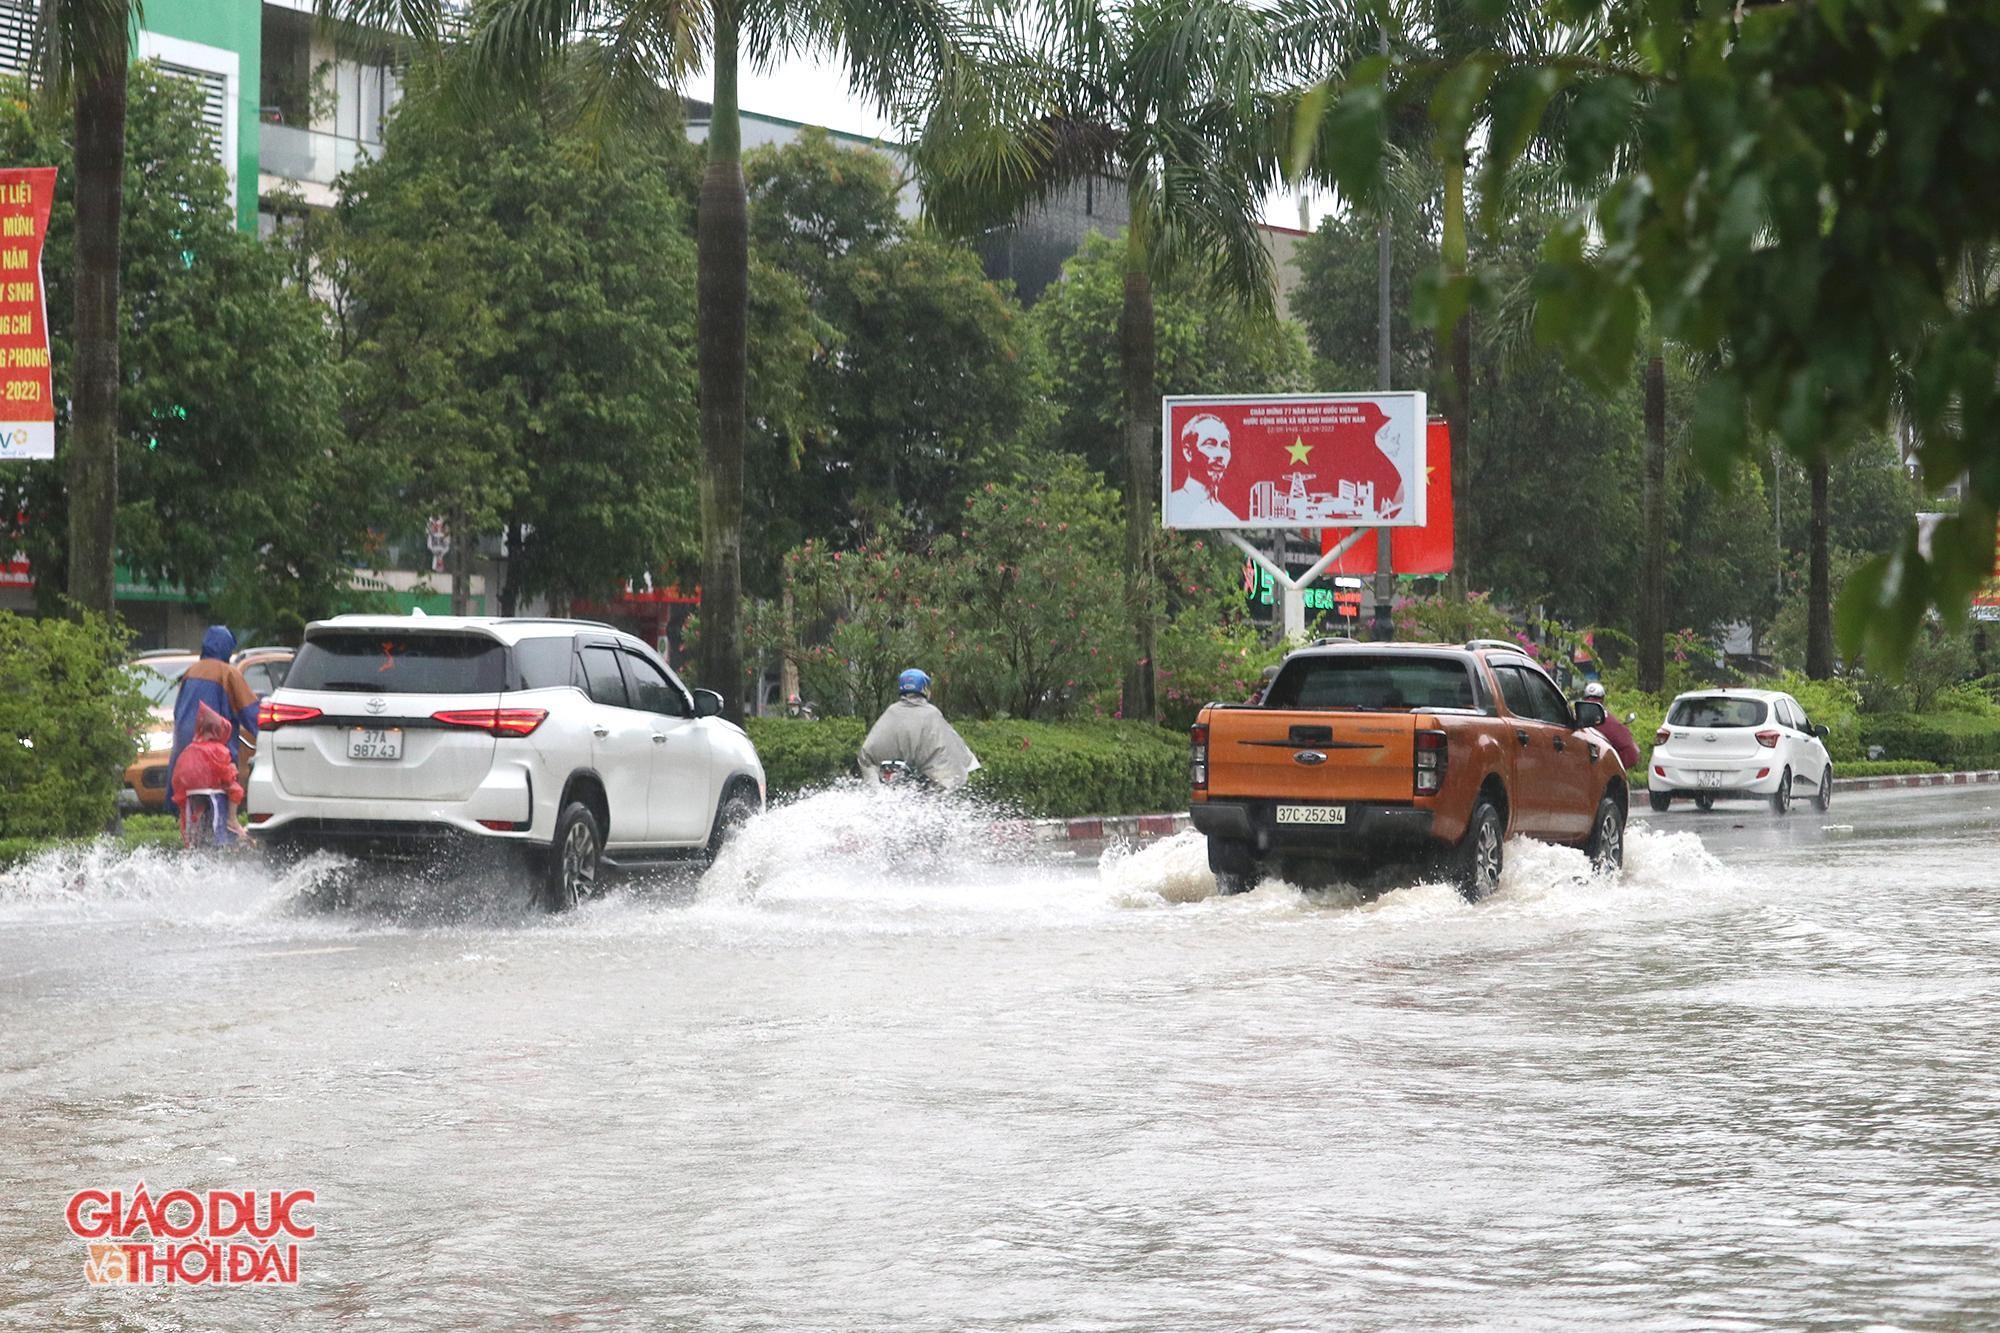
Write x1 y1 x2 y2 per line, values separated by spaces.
258 122 378 187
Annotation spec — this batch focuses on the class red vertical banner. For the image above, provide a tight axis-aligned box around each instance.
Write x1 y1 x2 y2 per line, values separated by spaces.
1319 418 1454 574
0 167 55 462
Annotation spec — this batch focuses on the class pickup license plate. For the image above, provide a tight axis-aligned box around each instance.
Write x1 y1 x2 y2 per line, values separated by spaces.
1276 805 1346 825
348 727 403 761
1696 770 1724 788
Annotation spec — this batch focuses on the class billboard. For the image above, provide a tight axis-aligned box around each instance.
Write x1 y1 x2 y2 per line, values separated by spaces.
0 167 55 462
1160 392 1427 530
1318 419 1454 574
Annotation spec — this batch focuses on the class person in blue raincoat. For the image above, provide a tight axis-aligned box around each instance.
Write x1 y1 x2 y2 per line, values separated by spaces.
166 625 259 811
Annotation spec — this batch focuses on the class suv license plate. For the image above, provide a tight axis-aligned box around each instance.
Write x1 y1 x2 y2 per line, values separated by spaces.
1696 770 1724 788
348 727 403 761
1276 805 1345 825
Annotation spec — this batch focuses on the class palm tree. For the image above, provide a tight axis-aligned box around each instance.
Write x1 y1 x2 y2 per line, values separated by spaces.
337 0 962 722
912 0 1285 721
39 0 136 616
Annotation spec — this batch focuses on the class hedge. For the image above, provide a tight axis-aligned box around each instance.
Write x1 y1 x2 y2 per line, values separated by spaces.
0 612 150 839
0 814 183 869
1856 713 2000 770
1834 759 1943 778
743 717 1188 818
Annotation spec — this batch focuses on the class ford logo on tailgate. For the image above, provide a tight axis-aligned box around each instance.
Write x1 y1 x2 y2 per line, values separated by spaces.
1293 750 1328 766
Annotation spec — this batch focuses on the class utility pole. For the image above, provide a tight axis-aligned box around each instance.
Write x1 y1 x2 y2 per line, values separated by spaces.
1370 21 1395 642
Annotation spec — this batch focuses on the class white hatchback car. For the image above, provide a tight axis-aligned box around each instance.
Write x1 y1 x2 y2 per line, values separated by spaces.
245 615 765 908
1647 687 1832 814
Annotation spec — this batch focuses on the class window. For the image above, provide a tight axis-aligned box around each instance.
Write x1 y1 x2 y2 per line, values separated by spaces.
1496 666 1572 726
1262 655 1477 712
0 1 34 79
579 646 629 709
241 661 289 696
1668 696 1767 729
512 636 576 691
621 650 687 717
289 633 506 694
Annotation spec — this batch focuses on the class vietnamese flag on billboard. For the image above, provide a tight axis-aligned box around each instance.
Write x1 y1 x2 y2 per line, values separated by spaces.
1319 419 1453 575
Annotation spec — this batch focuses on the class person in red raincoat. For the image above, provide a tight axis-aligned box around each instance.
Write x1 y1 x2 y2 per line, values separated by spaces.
170 703 247 847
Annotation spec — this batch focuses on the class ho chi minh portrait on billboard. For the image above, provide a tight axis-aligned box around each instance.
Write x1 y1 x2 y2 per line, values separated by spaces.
1160 392 1428 530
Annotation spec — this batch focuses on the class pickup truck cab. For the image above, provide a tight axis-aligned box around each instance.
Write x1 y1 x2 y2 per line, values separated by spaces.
1190 642 1629 900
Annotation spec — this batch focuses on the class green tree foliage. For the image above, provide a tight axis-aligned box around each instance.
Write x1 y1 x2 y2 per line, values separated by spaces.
743 129 1043 586
0 68 352 641
1031 231 1312 485
1309 0 2000 669
329 77 706 610
0 611 147 837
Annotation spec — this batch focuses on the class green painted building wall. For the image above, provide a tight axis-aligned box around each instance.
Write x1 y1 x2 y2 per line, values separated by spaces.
137 0 262 232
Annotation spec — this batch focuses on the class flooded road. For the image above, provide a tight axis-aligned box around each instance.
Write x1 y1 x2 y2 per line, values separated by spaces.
3 785 1998 1329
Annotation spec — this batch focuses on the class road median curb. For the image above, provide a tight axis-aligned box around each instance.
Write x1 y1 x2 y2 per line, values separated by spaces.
1027 770 2000 840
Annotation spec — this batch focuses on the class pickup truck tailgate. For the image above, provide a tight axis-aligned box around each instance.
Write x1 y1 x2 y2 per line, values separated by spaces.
1206 710 1418 803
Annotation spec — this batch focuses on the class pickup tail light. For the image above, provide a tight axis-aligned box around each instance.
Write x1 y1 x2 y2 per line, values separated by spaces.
1414 729 1447 796
432 708 549 737
1654 727 1673 745
258 700 322 730
1190 723 1208 792
1754 729 1780 748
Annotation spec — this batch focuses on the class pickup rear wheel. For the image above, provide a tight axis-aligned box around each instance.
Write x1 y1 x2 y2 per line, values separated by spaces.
1207 837 1258 896
1452 800 1504 903
1586 795 1626 874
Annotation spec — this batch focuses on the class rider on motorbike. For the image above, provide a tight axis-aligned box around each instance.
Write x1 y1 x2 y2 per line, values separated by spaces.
1583 681 1642 769
858 669 977 791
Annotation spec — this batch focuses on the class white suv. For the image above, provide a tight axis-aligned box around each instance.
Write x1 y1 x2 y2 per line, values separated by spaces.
245 615 765 908
1647 687 1832 814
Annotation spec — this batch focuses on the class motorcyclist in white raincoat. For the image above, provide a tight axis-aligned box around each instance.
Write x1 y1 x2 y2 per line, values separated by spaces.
858 669 978 790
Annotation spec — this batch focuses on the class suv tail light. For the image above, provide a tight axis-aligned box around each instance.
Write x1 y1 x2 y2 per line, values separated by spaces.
1754 729 1780 748
1190 723 1209 792
1654 727 1672 745
1415 729 1447 796
258 700 322 730
431 707 549 737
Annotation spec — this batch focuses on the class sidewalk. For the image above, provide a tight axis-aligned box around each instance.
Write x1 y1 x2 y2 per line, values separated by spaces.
1026 769 2000 843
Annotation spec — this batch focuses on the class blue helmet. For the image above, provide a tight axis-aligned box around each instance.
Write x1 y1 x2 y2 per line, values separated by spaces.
897 668 931 696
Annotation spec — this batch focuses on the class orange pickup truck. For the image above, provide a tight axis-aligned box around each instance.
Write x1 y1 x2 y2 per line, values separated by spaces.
1190 642 1630 899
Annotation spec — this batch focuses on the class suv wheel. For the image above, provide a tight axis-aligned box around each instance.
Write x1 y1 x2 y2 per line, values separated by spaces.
543 801 603 911
704 785 760 865
1770 768 1793 815
1452 800 1504 903
1586 795 1626 874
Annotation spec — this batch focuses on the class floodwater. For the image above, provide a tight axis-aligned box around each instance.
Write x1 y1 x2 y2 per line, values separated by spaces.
2 785 1998 1329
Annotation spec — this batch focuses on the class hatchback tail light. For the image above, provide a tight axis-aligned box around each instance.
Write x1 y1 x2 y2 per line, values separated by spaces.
1654 727 1672 745
431 707 549 737
1754 729 1780 748
1190 723 1209 792
1415 729 1447 796
258 700 322 730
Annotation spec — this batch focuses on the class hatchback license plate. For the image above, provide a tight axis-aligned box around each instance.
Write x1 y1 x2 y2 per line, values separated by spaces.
1696 770 1724 788
348 727 403 761
1276 805 1346 825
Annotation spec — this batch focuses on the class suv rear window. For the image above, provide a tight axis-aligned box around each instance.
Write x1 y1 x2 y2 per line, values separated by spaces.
288 632 506 694
1668 696 1767 728
1263 655 1477 712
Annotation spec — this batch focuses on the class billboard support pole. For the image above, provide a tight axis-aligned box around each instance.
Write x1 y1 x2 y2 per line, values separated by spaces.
1221 528 1372 643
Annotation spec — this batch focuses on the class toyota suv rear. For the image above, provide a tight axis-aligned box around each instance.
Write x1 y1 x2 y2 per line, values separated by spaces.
245 615 765 908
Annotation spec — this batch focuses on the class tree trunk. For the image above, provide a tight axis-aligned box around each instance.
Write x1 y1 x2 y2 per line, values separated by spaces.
1806 453 1833 679
1440 149 1471 593
1119 230 1157 723
66 55 128 619
449 506 471 615
1371 192 1394 640
695 1 749 723
1640 342 1667 693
